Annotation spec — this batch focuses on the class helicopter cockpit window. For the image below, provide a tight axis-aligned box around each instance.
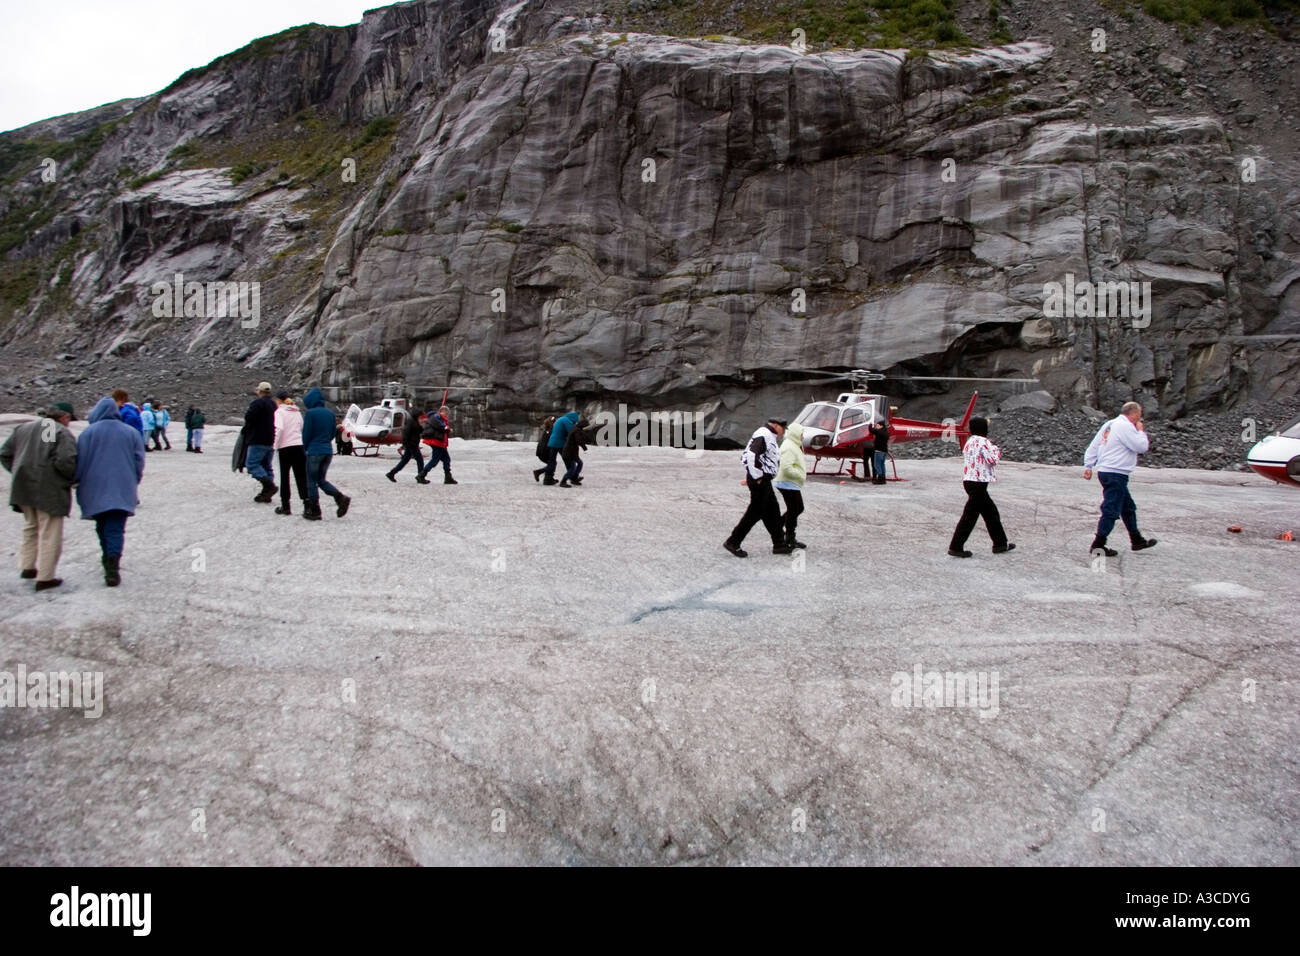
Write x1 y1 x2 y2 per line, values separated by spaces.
1280 416 1300 439
358 408 392 428
796 405 839 432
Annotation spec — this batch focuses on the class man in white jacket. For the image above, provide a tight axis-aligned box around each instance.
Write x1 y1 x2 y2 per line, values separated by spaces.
724 418 793 557
1083 401 1157 556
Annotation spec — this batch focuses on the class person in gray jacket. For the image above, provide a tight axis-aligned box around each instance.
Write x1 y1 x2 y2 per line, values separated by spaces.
0 402 78 591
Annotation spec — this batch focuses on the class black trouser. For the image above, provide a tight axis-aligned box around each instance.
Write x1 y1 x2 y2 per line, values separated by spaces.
277 446 308 508
779 488 804 535
949 480 1007 550
729 476 784 547
389 444 424 476
861 445 874 479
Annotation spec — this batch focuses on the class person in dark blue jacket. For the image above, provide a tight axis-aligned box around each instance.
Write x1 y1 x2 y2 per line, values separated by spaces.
301 388 351 521
243 382 279 503
540 411 579 486
75 396 146 586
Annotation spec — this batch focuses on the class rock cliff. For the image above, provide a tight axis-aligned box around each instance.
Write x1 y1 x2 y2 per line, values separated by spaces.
1 0 1297 438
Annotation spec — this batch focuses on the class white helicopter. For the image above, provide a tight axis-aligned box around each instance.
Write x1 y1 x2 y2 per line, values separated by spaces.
1246 414 1300 487
328 382 491 455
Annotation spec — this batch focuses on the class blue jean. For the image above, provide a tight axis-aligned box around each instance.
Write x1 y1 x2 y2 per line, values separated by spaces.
874 450 887 478
562 456 583 481
246 444 275 482
306 454 339 500
420 446 451 478
94 510 129 558
1096 471 1139 540
389 445 424 475
542 446 560 478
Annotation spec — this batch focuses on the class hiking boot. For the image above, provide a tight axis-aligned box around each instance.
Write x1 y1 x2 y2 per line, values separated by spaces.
274 504 292 515
1090 536 1118 557
254 479 277 503
992 543 1016 554
723 540 748 558
571 476 583 485
559 478 571 488
784 531 807 550
772 543 794 555
542 477 558 486
194 448 203 454
1131 537 1158 551
385 472 397 483
303 500 322 521
444 475 458 484
34 578 62 592
103 556 120 587
416 474 430 484
19 569 36 579
334 494 351 518
533 468 545 482
948 548 972 558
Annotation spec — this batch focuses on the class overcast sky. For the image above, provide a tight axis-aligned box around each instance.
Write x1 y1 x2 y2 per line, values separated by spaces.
1 0 378 133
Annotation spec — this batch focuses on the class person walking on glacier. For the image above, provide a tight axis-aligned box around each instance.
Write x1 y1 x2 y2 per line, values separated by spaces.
947 417 1014 557
723 418 793 558
1 402 78 591
301 388 351 521
74 396 146 587
1083 401 1157 556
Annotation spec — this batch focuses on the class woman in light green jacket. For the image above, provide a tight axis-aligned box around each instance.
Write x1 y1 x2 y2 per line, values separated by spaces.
774 422 807 550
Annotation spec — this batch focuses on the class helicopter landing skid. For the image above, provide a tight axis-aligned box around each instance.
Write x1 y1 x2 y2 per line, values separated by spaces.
809 454 904 482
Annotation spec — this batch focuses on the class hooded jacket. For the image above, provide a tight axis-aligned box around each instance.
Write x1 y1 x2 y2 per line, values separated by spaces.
140 402 156 432
190 409 205 429
548 412 579 450
273 402 304 449
73 397 145 518
157 408 170 429
0 412 78 516
301 389 336 455
775 423 806 488
120 402 144 433
742 425 781 480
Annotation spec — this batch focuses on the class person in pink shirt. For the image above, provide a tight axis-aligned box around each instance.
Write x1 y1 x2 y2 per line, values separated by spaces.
272 391 309 516
948 417 1014 558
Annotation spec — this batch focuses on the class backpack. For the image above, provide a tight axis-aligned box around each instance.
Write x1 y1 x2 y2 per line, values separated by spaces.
535 417 555 462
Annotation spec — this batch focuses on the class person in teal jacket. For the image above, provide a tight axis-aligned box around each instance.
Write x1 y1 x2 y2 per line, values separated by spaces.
300 388 350 521
154 404 172 450
774 422 808 550
540 411 578 485
140 402 157 450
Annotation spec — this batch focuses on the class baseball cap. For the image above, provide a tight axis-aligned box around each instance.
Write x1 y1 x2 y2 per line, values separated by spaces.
257 381 273 393
51 402 76 420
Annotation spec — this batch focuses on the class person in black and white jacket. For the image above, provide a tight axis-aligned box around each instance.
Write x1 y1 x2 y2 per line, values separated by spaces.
724 418 793 558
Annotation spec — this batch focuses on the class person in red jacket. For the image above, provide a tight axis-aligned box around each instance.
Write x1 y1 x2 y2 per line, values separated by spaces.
417 405 457 484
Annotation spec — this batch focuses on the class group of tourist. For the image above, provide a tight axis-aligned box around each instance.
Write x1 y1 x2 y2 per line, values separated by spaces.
1 391 147 590
722 402 1157 560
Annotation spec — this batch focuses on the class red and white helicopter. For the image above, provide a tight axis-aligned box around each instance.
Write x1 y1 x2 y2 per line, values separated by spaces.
776 368 1039 480
1246 414 1300 487
329 381 491 455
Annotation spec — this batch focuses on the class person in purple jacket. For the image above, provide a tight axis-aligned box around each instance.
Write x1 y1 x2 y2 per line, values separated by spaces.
74 396 146 586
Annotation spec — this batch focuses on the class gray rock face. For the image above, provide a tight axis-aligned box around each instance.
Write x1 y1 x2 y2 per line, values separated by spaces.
1 0 1297 438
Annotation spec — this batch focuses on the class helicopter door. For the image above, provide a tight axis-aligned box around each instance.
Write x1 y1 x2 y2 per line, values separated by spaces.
837 405 872 445
392 412 404 430
342 404 361 441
